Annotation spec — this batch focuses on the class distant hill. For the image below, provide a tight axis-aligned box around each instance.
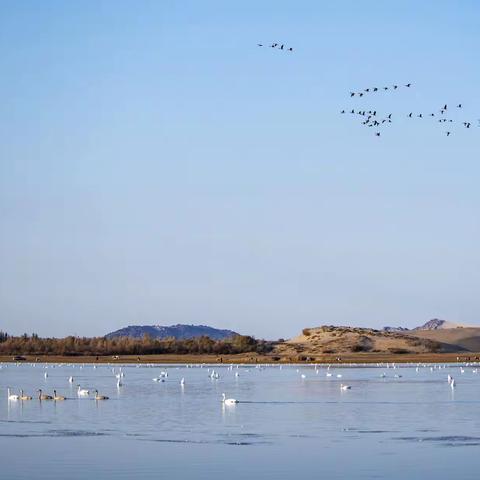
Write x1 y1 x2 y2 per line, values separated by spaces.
382 319 476 332
105 324 238 340
412 319 474 331
382 326 410 332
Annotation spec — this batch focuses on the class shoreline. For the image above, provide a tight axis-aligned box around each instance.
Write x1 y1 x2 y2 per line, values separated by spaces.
1 352 479 364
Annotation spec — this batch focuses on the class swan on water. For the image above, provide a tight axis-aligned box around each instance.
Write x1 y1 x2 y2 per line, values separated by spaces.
7 388 19 401
20 390 32 400
222 393 238 405
53 390 66 401
340 384 351 390
38 389 53 400
95 390 109 400
77 385 89 396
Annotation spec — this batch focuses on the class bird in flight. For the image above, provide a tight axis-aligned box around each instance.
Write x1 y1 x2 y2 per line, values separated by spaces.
405 83 412 87
446 131 451 136
457 104 462 108
258 42 293 52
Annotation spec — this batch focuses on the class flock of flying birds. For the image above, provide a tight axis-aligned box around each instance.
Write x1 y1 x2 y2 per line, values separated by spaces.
257 43 475 139
257 42 293 52
342 83 476 137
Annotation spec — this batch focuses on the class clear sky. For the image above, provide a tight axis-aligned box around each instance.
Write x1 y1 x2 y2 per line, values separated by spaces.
1 0 479 339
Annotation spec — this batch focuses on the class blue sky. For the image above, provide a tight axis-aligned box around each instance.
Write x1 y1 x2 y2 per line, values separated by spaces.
1 0 479 338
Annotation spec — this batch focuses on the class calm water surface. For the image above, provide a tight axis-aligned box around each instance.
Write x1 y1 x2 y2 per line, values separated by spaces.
1 362 480 479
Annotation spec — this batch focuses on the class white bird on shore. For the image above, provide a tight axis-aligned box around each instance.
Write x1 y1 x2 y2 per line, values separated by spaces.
340 384 351 390
447 375 452 384
116 378 123 388
180 378 185 386
451 378 456 389
44 372 48 379
336 374 343 378
222 393 238 405
68 376 74 383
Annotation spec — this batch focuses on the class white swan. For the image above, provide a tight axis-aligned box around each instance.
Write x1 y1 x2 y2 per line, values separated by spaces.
7 388 19 401
77 385 89 396
340 384 351 390
222 393 238 405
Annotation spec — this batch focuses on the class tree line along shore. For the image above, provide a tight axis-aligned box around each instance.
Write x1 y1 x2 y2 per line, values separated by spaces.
2 329 479 364
0 331 273 357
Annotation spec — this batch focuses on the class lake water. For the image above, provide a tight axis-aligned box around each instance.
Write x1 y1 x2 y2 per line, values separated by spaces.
1 362 480 479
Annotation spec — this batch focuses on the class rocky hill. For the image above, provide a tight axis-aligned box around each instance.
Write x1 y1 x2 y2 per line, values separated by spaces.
412 319 473 330
105 324 238 340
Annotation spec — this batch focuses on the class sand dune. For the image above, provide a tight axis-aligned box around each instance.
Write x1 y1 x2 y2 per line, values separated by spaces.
410 327 480 352
275 326 454 360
